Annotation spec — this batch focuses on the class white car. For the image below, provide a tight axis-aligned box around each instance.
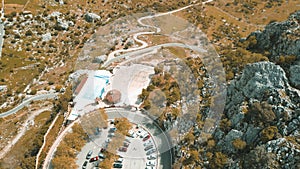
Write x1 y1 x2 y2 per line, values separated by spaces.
146 161 156 166
143 140 152 147
115 158 124 163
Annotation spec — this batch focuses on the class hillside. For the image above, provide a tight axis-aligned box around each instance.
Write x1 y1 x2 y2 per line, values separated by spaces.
0 0 299 169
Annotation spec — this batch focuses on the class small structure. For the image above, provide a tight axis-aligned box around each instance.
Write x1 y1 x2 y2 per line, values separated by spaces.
104 89 121 104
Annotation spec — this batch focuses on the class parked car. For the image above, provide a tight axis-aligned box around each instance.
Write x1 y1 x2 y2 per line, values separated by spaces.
95 127 102 135
143 140 152 147
98 153 106 159
123 142 129 147
143 135 150 141
82 161 88 169
125 138 131 143
115 158 124 163
105 138 111 143
113 163 123 168
86 150 93 159
128 130 134 137
109 127 117 132
146 160 156 166
100 148 106 153
140 130 149 138
147 155 156 160
119 147 128 152
119 147 127 152
145 166 154 169
108 133 115 137
146 149 156 155
89 156 99 162
144 145 154 151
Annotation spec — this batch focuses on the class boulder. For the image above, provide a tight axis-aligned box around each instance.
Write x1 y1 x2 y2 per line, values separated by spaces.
42 32 52 42
289 65 300 89
85 13 101 22
217 129 244 154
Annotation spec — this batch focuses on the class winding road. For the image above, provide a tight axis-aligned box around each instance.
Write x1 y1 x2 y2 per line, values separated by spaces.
0 93 57 118
42 1 216 168
104 2 200 65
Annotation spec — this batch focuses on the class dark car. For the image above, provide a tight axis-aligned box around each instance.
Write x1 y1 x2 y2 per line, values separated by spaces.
118 147 127 152
123 142 129 147
113 163 123 168
109 127 117 133
86 150 93 159
143 135 150 141
89 156 99 162
82 161 88 169
100 148 106 153
95 127 102 135
144 145 154 151
146 149 156 155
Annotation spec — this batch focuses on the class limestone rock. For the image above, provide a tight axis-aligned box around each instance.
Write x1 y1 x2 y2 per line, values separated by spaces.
247 10 300 61
217 129 244 154
42 32 52 42
85 13 101 22
289 65 300 89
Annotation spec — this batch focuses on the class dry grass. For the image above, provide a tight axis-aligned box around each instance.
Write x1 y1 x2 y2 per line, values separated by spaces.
166 46 187 59
0 110 51 169
0 108 28 149
215 0 300 25
37 114 64 168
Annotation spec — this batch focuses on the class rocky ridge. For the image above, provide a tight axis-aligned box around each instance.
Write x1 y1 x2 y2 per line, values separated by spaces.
214 61 300 168
248 10 300 61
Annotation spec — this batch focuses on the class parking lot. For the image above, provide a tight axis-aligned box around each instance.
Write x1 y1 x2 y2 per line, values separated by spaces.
75 120 159 169
76 124 110 169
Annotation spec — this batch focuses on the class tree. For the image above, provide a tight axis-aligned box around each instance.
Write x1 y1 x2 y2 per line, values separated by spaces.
55 85 62 92
142 100 151 110
154 67 162 74
207 139 216 149
261 126 278 142
114 118 131 135
30 89 37 95
232 138 246 150
184 132 195 144
242 145 279 168
219 118 231 133
99 158 113 169
210 152 228 169
25 30 33 36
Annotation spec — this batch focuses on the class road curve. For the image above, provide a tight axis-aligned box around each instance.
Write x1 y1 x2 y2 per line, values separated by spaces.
102 42 207 67
104 3 196 64
0 93 57 118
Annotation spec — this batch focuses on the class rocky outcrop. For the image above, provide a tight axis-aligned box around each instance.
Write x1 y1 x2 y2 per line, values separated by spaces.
289 65 300 88
247 10 300 61
214 61 300 168
265 138 300 169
